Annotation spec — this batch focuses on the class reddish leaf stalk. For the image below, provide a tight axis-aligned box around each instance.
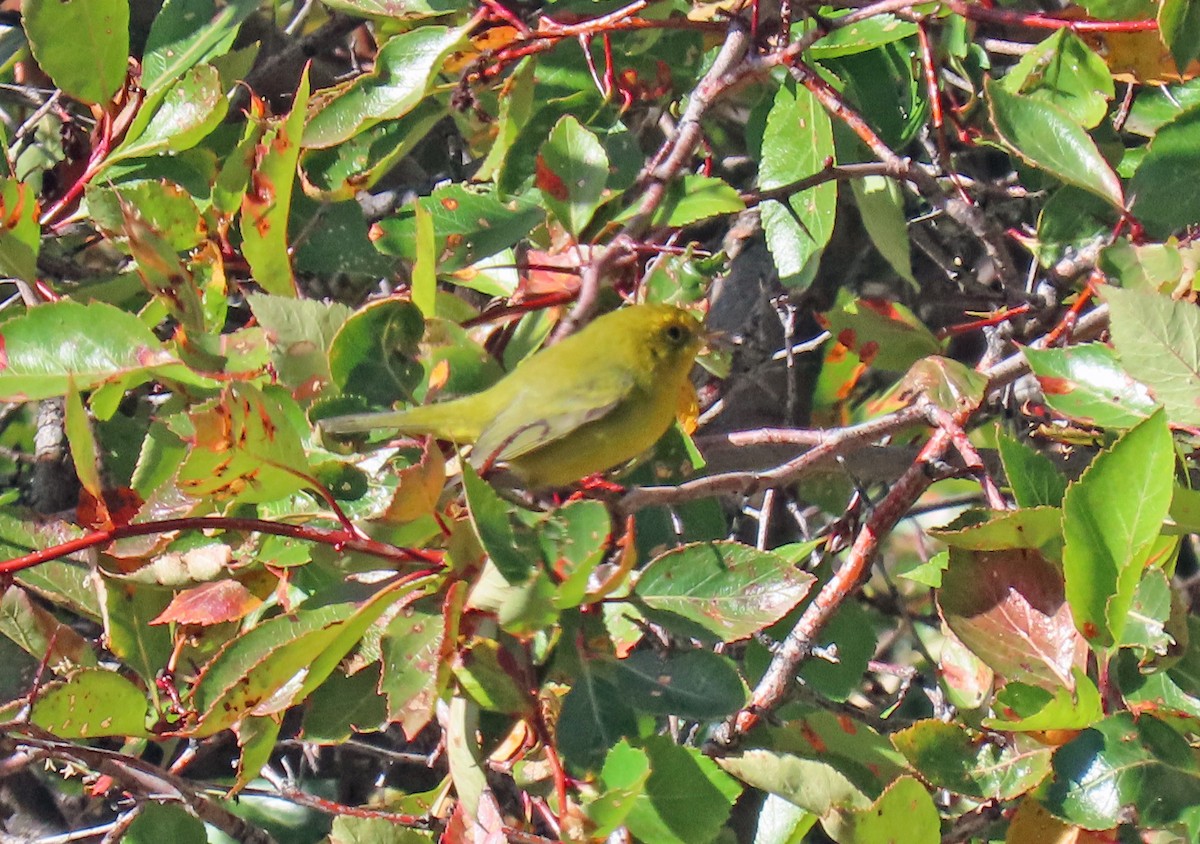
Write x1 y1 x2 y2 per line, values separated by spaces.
943 0 1157 31
41 110 115 231
924 402 1007 510
0 517 443 575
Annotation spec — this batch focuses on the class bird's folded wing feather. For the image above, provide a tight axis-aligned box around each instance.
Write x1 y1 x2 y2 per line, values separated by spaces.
472 365 635 466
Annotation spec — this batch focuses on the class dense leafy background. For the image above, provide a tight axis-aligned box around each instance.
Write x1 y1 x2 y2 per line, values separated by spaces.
1 0 1200 841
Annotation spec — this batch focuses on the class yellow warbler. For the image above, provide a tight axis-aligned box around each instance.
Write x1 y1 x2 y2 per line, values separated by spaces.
321 304 705 488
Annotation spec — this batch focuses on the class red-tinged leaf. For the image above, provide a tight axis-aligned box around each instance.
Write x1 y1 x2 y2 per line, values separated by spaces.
151 580 262 626
240 70 310 297
534 154 569 201
536 116 608 236
0 179 41 283
1024 343 1157 428
176 384 310 504
939 625 993 710
821 293 942 372
938 547 1088 691
382 439 446 523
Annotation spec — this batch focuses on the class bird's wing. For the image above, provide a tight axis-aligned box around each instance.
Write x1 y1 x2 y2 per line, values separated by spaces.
472 364 635 467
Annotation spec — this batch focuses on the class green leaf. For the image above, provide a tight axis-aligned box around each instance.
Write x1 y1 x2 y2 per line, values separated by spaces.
634 541 816 642
301 98 444 200
759 80 836 289
1099 239 1186 294
1035 186 1117 268
983 668 1104 732
302 26 464 148
716 750 872 816
795 600 877 703
302 665 387 742
535 115 609 237
613 649 745 718
141 0 257 95
30 669 150 738
87 180 206 252
997 432 1068 508
124 804 207 844
930 507 1064 551
1159 0 1200 72
623 736 741 844
101 577 172 691
1063 410 1174 647
0 300 191 401
374 184 544 273
0 585 98 669
828 776 939 844
23 0 128 104
1000 30 1113 129
591 742 652 837
987 79 1123 207
1043 713 1200 830
1130 106 1200 237
656 175 745 228
718 713 906 813
327 298 425 406
850 175 914 285
806 13 918 57
1126 79 1200 137
412 200 436 317
462 464 541 583
1024 343 1157 428
380 600 445 737
247 294 351 400
558 674 638 772
328 815 436 843
892 721 1051 800
320 0 470 21
1105 286 1200 426
111 64 227 162
240 70 310 297
190 581 416 736
64 378 101 501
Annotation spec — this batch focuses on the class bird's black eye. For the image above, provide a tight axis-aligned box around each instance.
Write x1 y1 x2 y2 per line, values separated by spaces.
664 324 686 343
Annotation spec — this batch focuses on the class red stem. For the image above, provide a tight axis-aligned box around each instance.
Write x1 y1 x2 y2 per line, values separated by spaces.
944 0 1157 31
0 517 443 575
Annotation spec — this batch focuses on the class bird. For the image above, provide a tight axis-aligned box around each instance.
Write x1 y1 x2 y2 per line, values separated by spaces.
320 303 706 488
